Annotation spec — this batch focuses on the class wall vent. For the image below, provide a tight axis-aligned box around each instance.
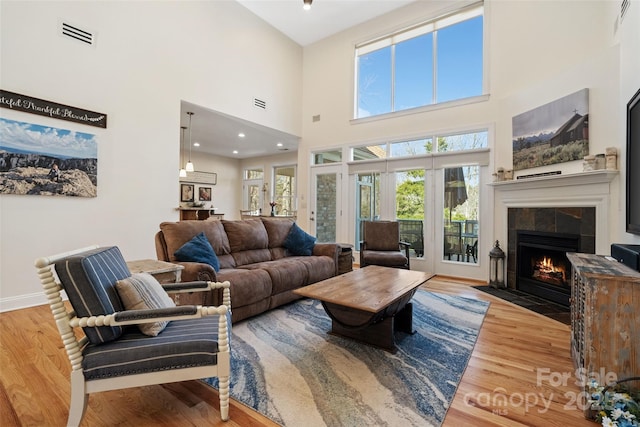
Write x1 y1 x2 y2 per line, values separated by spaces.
61 21 95 46
254 98 267 110
312 115 321 122
621 0 630 22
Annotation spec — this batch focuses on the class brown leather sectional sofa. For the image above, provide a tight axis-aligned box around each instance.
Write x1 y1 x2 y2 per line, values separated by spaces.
155 218 339 323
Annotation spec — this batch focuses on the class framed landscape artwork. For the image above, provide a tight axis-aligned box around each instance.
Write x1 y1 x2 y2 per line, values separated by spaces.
512 88 589 171
0 118 98 197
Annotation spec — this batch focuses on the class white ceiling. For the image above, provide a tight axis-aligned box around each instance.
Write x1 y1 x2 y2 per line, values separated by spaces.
183 0 417 160
180 101 300 160
236 0 417 46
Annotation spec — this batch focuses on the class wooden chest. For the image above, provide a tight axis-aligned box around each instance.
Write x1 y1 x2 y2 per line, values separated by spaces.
567 253 640 417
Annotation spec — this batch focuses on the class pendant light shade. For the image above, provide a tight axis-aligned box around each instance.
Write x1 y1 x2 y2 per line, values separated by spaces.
186 111 195 172
303 0 312 10
179 126 187 177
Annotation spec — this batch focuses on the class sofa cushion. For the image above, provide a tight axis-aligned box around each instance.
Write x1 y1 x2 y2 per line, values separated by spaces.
261 218 294 248
241 259 309 295
284 223 316 256
364 221 400 251
296 255 337 284
223 219 272 266
216 268 272 307
223 219 269 253
81 317 221 380
54 246 129 345
232 249 272 266
174 232 220 272
116 273 176 336
159 221 234 268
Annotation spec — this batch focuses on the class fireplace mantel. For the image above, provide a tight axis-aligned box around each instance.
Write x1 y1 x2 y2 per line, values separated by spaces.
492 169 618 267
489 169 618 191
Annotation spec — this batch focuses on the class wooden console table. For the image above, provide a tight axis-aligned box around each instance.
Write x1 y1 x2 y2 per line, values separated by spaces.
567 252 639 417
177 208 224 221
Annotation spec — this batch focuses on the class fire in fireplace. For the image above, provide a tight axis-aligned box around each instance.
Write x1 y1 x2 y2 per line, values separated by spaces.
516 230 581 306
532 255 568 286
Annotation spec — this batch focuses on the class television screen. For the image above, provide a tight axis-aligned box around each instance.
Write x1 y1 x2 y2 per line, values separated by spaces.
627 88 640 235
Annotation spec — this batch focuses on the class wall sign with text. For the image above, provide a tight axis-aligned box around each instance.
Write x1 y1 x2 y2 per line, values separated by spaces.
0 89 107 128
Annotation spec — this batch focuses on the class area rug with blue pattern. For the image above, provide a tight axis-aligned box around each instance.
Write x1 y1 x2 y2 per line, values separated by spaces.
205 289 489 427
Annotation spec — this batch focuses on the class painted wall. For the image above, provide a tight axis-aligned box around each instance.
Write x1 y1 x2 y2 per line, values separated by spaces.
179 152 242 218
0 0 302 310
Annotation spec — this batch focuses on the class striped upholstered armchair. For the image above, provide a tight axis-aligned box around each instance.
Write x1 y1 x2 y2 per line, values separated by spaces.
35 245 232 426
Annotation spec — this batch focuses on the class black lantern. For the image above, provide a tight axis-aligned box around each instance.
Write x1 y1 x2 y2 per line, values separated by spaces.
489 240 506 289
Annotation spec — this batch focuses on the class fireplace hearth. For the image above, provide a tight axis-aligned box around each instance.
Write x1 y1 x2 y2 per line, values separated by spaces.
516 230 580 306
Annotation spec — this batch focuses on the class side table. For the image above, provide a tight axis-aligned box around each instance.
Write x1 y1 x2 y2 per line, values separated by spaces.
126 259 184 284
337 243 354 275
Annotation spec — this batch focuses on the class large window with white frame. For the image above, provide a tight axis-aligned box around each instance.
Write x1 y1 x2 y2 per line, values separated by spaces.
355 3 484 119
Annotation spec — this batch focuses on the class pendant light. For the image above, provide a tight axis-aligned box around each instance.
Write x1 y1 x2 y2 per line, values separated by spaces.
179 126 187 178
186 111 195 172
303 0 312 10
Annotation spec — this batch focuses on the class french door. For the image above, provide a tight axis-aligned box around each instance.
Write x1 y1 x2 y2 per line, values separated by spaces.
310 166 342 243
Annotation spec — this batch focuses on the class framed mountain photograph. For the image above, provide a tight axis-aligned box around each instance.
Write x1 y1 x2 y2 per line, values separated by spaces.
512 88 589 171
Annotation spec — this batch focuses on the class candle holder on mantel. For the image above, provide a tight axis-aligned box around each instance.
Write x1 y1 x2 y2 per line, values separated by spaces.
489 240 506 289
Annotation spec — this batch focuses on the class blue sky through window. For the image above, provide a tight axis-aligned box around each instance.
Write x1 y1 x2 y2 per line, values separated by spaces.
357 12 483 118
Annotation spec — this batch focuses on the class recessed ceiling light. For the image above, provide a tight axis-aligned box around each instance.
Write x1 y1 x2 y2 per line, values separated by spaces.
277 143 283 147
193 142 200 147
238 133 245 138
233 150 239 154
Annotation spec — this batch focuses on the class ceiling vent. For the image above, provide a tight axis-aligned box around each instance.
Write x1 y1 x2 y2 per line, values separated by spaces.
61 21 95 46
254 98 267 110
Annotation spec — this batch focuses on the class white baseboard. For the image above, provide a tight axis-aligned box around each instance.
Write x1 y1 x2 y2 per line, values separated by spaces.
0 292 50 312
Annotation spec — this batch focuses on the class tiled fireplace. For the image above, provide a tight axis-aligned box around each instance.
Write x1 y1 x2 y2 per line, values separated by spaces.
508 208 595 304
492 170 617 291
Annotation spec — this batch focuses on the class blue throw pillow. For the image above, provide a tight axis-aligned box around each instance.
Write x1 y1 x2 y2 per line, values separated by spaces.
174 232 220 272
284 223 316 256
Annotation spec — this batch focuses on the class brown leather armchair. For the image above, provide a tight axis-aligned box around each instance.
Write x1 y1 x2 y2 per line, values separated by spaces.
359 220 410 269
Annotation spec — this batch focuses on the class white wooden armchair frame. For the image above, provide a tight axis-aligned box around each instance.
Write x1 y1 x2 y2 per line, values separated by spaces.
35 245 232 426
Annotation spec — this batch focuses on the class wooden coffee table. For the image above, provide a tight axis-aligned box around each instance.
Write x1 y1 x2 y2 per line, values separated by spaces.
294 266 434 353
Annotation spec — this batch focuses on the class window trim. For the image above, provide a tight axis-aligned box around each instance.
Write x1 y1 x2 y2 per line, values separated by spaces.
351 94 489 125
355 3 484 56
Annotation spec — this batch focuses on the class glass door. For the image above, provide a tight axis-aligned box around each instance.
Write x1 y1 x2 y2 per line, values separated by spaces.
311 166 341 243
243 180 262 213
355 173 380 246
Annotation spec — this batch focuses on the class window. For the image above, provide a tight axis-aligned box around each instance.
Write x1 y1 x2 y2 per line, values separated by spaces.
313 150 342 165
355 4 483 118
273 166 296 215
353 145 387 161
351 130 486 162
437 130 487 152
390 139 432 157
244 169 263 180
243 168 264 211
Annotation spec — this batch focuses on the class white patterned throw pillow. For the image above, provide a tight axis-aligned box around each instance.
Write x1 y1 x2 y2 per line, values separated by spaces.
116 272 176 336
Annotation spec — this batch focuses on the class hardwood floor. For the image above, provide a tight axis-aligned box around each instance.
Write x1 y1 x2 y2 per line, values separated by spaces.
0 277 596 426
